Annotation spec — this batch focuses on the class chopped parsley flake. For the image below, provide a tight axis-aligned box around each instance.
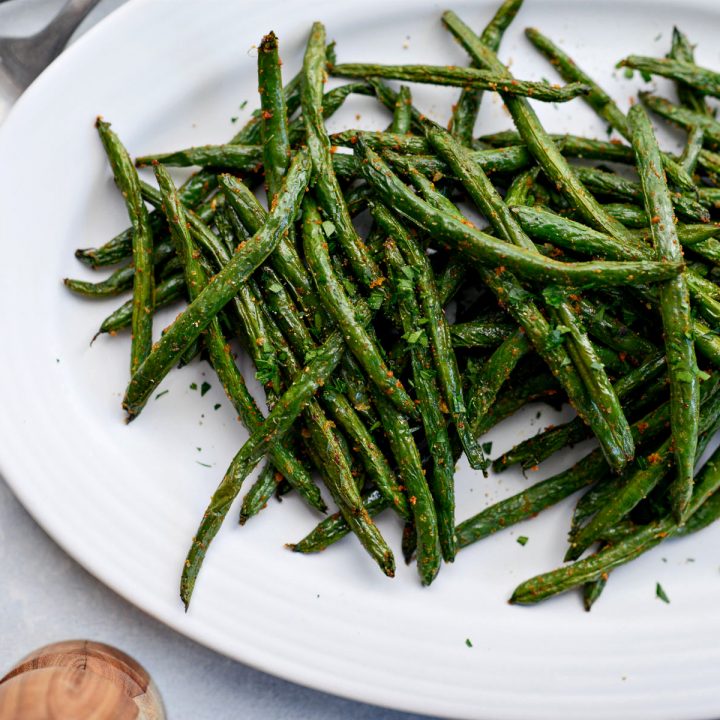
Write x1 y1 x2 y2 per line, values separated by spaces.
656 582 670 603
517 536 528 546
201 381 212 396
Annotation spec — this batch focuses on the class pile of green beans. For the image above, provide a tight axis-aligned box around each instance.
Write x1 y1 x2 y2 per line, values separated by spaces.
65 1 720 610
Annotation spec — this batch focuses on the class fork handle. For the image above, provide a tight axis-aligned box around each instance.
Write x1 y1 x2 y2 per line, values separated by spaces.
31 0 103 63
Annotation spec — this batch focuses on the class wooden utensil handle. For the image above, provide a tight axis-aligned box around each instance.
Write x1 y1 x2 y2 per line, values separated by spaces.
0 640 165 719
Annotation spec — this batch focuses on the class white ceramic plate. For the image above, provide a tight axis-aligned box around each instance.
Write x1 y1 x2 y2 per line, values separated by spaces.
2 1 720 717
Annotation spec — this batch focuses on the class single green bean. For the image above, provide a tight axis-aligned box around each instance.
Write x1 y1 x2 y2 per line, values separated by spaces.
669 27 712 117
136 144 262 172
465 328 531 432
449 320 514 348
239 463 283 525
629 103 699 522
640 92 720 148
694 319 720 368
620 55 720 98
680 125 704 175
332 62 591 101
96 119 154 374
458 449 609 548
258 31 292 196
66 239 175 298
95 274 185 338
302 22 384 290
390 85 412 134
479 130 637 164
583 575 608 611
602 203 648 228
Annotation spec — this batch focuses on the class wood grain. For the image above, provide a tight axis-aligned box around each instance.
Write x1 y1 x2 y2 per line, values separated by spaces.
0 640 165 719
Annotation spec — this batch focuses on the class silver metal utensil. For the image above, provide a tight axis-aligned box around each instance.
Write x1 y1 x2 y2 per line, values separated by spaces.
0 0 102 112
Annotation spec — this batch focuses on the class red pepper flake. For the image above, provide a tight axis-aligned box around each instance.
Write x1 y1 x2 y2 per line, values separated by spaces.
637 421 649 434
409 496 417 506
329 145 338 154
261 110 273 120
369 276 386 289
648 452 663 465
